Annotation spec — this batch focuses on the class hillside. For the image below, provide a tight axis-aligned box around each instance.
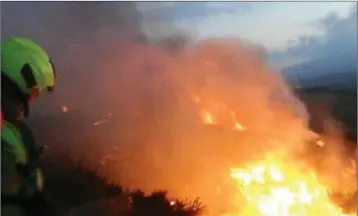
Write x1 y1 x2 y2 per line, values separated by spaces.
295 87 357 143
282 49 357 90
282 50 357 143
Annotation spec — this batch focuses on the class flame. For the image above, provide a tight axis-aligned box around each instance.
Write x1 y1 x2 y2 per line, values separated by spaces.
201 110 215 125
88 38 356 216
227 152 355 216
234 122 245 131
192 94 355 216
231 112 245 131
316 140 325 147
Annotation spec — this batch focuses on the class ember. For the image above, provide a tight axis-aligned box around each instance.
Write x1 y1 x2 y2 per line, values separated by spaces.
61 106 68 113
201 110 215 125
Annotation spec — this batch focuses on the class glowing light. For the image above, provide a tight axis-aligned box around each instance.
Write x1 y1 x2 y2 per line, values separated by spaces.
61 106 68 113
229 151 354 216
201 110 215 124
234 122 245 131
192 95 354 216
316 140 325 147
93 119 108 126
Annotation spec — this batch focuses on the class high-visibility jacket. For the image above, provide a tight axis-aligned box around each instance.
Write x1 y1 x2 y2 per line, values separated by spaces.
1 113 45 216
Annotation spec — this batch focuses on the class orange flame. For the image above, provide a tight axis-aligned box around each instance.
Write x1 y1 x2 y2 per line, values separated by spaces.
201 110 215 125
227 151 354 216
193 94 355 216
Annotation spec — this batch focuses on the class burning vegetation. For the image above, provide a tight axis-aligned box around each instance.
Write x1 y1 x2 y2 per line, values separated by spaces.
29 33 355 216
229 152 355 216
4 2 355 216
61 37 354 216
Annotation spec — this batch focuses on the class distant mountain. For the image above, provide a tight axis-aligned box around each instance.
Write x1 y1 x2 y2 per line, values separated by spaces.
281 51 357 91
280 50 357 142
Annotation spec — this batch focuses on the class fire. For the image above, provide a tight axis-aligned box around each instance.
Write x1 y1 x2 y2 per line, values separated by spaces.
231 112 245 131
92 38 356 216
201 110 215 125
192 95 355 216
316 140 325 147
234 122 245 131
227 151 355 216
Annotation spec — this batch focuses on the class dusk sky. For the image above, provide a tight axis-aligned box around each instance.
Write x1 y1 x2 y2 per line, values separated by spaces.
137 2 357 68
1 2 356 70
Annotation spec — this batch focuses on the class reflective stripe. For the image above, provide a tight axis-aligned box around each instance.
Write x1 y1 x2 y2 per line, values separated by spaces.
1 121 44 200
2 121 27 164
35 169 44 191
18 168 43 199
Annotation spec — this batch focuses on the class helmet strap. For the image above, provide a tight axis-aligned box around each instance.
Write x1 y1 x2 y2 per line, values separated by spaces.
1 73 30 120
28 88 40 104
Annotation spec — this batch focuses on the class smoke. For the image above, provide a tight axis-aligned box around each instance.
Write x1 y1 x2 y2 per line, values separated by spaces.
89 34 355 214
1 2 144 116
86 35 323 213
2 3 354 214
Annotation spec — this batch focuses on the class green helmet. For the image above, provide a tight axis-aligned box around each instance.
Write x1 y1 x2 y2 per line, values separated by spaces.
1 37 56 95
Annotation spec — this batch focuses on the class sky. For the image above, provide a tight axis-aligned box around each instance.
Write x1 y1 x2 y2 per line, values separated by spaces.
137 2 357 68
1 2 355 72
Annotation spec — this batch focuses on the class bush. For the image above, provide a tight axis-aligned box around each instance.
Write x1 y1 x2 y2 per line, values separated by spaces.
41 160 204 216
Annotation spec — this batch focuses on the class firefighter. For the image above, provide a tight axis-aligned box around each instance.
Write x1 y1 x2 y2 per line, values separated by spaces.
1 37 56 216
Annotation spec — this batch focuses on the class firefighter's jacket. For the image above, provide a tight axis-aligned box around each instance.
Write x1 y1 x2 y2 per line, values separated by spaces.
1 117 45 216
